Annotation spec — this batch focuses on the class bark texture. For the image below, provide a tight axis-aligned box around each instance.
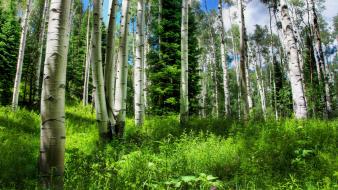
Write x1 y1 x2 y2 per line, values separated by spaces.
114 0 130 136
180 0 189 123
105 0 118 125
134 0 145 126
12 0 32 110
239 0 249 120
218 0 230 116
280 0 308 119
92 0 111 139
39 0 71 188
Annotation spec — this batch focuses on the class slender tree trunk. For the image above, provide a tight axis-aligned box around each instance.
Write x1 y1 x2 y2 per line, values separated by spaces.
252 46 267 119
158 0 162 59
92 0 111 140
245 53 253 110
143 0 151 110
269 7 278 120
12 0 32 110
280 0 308 119
134 0 145 126
83 9 92 106
218 0 230 116
114 0 130 136
38 0 71 188
239 0 249 120
104 0 118 126
180 0 189 123
309 0 332 117
35 0 50 101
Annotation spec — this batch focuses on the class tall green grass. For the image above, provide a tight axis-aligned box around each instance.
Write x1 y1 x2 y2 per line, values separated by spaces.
0 104 337 189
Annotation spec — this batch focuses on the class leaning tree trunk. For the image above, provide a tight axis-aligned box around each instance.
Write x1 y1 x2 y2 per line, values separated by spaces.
309 0 332 117
218 0 230 116
92 0 111 140
83 8 92 106
12 0 32 110
104 0 118 126
38 0 71 188
134 0 145 126
239 0 249 120
114 0 130 136
35 0 50 101
280 0 308 119
180 0 189 123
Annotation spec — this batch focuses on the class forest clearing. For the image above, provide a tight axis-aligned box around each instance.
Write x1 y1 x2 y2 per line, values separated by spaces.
0 0 337 189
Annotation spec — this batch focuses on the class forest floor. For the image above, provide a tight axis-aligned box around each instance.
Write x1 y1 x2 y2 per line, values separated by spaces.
0 103 337 189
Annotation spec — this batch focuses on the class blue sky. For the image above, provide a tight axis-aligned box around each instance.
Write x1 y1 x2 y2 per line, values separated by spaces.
82 0 338 32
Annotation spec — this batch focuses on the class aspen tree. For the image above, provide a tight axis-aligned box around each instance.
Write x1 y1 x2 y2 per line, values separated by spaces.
39 0 71 188
280 0 308 119
12 0 32 110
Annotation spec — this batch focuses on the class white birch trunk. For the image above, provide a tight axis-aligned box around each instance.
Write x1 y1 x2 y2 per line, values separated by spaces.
38 0 71 188
310 0 332 116
12 0 32 110
280 0 308 119
114 0 130 136
35 0 50 101
104 0 118 125
134 0 145 126
239 0 249 120
180 0 189 123
92 0 110 139
218 0 230 116
83 9 92 106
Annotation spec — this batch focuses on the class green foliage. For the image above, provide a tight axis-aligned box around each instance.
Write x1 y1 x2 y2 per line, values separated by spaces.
148 0 201 115
0 104 337 189
0 4 20 105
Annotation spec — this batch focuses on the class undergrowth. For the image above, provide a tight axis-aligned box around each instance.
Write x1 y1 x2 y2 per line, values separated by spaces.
0 103 337 189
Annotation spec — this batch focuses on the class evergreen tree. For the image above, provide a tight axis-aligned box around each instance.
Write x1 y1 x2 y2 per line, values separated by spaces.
148 0 201 115
0 2 20 105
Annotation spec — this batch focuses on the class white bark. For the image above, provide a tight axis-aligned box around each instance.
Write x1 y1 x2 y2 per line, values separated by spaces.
83 9 92 106
38 0 71 188
239 0 249 120
309 0 332 116
105 0 118 125
218 0 230 116
251 46 267 119
180 0 189 123
134 0 145 126
114 0 130 136
35 0 50 101
280 0 308 119
92 0 110 139
12 0 32 110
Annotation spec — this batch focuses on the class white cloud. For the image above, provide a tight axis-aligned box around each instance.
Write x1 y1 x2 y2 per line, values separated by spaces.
222 0 338 33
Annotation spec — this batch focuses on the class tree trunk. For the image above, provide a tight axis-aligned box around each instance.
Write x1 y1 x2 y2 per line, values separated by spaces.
239 0 249 120
158 0 162 59
104 0 118 126
38 0 71 188
12 0 32 110
35 0 50 102
134 0 145 126
114 0 130 136
92 0 111 140
180 0 189 123
218 0 230 116
252 46 267 119
83 9 92 106
280 0 308 119
143 0 151 110
309 0 332 117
